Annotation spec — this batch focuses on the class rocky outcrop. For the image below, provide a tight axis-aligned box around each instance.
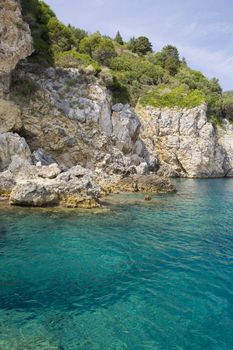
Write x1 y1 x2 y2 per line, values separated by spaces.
1 162 101 208
11 64 148 173
0 0 32 96
0 157 175 207
137 104 229 178
0 57 175 208
10 182 59 207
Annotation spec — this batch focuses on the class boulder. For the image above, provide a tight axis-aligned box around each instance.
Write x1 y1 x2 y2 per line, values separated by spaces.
38 163 61 179
10 183 59 207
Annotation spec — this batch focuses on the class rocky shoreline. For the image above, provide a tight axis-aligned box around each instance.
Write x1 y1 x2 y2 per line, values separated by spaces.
0 153 175 208
0 146 175 209
0 0 233 209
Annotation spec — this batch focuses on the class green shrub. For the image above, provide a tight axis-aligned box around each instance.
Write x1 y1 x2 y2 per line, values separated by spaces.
210 115 223 128
80 33 116 65
47 17 74 52
114 31 124 45
54 50 101 72
20 0 228 118
127 36 153 55
11 78 38 103
140 85 205 108
109 75 131 104
21 0 55 64
221 92 233 120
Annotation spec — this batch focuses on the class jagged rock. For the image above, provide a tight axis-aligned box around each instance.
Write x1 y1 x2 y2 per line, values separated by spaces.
137 104 227 178
32 148 56 166
112 105 141 154
13 64 150 173
0 99 22 132
0 0 32 95
0 132 31 171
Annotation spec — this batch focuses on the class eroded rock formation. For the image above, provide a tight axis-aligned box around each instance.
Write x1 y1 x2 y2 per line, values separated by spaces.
137 104 232 178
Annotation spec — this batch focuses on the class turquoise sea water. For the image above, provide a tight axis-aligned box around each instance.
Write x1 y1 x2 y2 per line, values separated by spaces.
0 179 233 350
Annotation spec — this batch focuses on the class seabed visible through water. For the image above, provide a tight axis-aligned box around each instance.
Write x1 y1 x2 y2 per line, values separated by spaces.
0 179 233 350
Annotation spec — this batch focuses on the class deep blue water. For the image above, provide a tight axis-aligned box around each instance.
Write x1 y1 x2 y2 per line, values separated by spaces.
0 179 233 350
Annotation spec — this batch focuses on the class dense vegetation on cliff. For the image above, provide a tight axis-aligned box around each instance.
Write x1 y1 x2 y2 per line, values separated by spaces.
20 0 233 121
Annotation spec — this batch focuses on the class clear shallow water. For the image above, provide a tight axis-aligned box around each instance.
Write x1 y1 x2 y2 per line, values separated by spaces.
0 180 233 350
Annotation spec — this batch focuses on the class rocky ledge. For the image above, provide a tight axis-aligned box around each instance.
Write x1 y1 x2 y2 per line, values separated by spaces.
0 143 175 208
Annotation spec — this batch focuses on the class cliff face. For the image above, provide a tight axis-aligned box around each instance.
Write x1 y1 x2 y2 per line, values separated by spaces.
11 63 147 173
217 120 233 177
137 104 233 178
0 0 32 96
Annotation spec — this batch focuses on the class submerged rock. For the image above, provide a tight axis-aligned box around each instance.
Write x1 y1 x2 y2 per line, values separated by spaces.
100 174 176 194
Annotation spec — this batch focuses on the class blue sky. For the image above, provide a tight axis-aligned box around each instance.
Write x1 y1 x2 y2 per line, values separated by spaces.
45 0 233 90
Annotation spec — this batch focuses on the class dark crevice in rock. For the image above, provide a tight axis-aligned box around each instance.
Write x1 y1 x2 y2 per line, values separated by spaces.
175 154 188 175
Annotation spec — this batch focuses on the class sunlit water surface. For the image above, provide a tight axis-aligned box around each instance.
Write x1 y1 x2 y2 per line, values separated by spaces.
0 179 233 349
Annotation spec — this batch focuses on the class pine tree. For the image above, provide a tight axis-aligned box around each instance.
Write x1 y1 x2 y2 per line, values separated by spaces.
114 31 124 45
130 36 153 55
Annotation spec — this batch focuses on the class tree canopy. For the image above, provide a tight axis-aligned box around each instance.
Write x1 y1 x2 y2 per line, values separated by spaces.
128 36 153 55
114 31 124 45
